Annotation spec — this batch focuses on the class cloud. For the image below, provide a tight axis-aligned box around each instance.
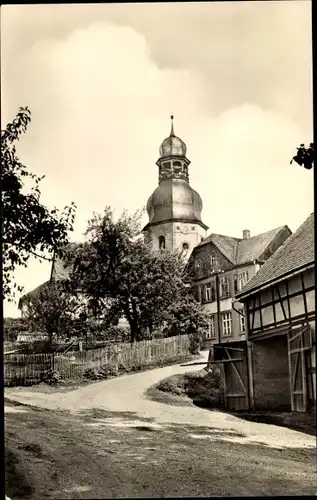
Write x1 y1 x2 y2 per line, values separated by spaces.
2 11 313 317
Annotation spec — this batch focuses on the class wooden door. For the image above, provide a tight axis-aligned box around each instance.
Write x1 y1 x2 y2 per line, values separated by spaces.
288 324 312 412
214 343 249 411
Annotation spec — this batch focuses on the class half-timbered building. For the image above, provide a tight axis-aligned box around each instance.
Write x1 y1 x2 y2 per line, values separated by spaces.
187 226 291 350
231 212 315 413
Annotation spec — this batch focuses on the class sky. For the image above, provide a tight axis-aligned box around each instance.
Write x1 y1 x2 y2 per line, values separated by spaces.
1 1 313 317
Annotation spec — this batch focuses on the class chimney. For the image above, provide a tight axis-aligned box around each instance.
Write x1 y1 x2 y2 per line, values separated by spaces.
243 229 250 240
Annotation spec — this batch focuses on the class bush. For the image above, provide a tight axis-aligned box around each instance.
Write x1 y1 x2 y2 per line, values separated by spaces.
157 374 186 396
42 370 61 385
83 365 118 380
156 369 224 409
188 331 203 355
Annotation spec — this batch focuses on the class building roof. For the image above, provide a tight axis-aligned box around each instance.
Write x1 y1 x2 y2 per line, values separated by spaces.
196 225 290 267
236 213 314 298
18 242 79 307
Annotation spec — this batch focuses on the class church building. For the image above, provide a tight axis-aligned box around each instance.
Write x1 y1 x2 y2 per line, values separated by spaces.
142 117 292 348
20 116 292 348
142 116 208 260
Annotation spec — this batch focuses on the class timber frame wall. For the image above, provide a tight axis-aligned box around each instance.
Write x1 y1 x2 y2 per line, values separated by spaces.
242 266 315 413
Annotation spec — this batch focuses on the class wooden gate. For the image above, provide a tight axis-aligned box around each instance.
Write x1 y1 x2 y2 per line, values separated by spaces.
288 324 312 412
214 342 249 411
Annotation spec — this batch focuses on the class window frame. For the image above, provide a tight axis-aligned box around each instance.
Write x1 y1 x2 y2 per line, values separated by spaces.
221 311 232 336
206 315 216 339
219 276 230 298
239 313 246 333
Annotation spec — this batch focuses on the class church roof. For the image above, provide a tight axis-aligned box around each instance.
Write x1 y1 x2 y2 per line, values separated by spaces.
196 225 291 267
236 213 314 299
159 115 187 158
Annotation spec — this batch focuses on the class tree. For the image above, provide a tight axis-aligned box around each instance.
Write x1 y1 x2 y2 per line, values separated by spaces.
64 207 209 343
1 107 76 300
290 143 314 170
22 281 86 343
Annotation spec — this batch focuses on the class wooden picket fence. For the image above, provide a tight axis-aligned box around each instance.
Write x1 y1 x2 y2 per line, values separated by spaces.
4 335 191 387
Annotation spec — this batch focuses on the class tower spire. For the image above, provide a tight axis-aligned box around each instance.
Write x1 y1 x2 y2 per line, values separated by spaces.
170 114 175 137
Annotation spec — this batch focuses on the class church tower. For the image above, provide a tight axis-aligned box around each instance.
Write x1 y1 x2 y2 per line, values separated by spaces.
143 116 208 259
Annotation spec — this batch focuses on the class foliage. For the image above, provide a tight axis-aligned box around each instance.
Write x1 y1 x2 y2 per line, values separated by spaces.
41 370 61 385
156 369 224 408
64 207 209 343
83 366 117 380
290 143 314 170
1 107 76 300
4 317 29 341
22 281 86 343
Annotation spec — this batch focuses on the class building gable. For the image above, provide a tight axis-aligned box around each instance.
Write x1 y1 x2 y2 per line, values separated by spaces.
188 240 233 281
236 213 314 298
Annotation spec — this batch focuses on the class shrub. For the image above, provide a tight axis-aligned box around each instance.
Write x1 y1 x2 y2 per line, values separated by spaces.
83 368 104 380
188 330 203 355
157 374 186 396
42 370 61 385
156 369 224 409
83 365 118 380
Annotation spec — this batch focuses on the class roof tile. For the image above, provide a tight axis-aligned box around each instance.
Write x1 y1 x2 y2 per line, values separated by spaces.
237 213 314 297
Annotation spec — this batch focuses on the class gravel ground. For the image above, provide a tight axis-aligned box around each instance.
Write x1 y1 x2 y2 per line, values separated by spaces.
5 350 317 498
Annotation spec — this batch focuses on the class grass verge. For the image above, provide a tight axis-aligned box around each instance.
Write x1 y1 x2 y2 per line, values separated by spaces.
146 368 225 409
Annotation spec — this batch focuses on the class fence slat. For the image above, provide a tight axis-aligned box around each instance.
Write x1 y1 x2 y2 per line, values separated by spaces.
4 334 191 387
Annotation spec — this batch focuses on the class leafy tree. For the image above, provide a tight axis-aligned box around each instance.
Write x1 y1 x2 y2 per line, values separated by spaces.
4 317 29 342
64 207 209 343
1 107 76 300
290 143 314 170
21 281 86 343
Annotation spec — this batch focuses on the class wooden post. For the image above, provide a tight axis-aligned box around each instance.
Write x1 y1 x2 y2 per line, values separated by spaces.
301 333 308 412
287 328 295 411
216 273 222 344
246 340 254 410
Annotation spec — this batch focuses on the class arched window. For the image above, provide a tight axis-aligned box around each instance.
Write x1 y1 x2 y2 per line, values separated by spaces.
182 242 189 251
173 161 182 167
159 236 166 250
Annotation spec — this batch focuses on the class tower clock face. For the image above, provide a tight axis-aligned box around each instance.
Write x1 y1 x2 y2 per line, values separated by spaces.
180 225 189 234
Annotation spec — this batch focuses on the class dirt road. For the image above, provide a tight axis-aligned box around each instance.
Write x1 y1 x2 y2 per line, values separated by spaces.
5 351 317 498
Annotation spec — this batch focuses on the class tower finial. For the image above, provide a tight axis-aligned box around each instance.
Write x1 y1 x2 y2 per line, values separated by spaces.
170 114 175 137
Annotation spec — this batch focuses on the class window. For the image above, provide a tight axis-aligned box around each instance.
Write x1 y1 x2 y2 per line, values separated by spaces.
238 272 249 291
182 242 189 251
204 282 216 302
219 276 230 298
222 312 232 336
191 226 195 231
233 275 238 295
173 160 182 167
240 313 246 333
159 236 166 250
195 259 201 271
210 255 217 266
205 283 212 302
206 316 215 339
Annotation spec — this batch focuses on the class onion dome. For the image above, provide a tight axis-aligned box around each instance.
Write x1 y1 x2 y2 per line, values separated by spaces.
159 115 187 158
146 178 203 225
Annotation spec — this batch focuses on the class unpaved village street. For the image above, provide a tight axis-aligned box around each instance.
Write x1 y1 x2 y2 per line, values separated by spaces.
5 351 317 498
